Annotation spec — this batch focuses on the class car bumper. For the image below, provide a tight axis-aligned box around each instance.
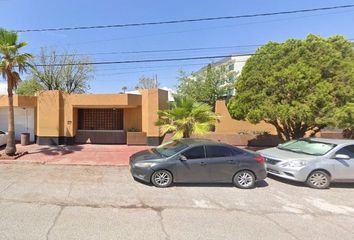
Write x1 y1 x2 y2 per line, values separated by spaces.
266 164 309 182
129 165 154 183
255 167 267 181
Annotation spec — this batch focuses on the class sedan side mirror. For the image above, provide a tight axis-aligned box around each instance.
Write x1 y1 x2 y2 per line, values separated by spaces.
333 154 350 160
179 155 187 161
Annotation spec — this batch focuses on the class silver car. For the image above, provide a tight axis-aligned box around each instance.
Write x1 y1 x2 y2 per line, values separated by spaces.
258 138 354 189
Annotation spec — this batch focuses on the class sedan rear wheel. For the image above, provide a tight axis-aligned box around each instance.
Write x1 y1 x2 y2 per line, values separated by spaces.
151 170 173 188
306 171 330 189
233 170 256 189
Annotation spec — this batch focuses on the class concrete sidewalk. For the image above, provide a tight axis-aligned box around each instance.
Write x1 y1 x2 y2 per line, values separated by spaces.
0 144 150 166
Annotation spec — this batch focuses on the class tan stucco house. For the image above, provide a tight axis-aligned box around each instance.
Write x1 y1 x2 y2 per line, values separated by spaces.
0 89 168 146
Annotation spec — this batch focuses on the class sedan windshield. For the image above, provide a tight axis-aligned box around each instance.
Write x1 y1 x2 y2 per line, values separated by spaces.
154 140 188 157
278 139 336 156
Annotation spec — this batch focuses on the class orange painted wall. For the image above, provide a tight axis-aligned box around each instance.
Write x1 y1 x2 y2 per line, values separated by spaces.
215 100 277 134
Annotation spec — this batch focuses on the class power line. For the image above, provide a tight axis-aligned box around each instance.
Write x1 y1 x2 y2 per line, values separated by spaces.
37 44 261 58
34 54 251 67
15 4 354 33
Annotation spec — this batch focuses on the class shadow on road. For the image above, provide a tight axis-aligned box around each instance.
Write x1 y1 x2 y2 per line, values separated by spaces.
133 177 269 188
268 174 354 189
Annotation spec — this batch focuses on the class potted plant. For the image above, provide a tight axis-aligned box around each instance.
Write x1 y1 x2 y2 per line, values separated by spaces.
126 128 147 145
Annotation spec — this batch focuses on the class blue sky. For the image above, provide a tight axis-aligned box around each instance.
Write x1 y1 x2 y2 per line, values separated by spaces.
1 0 354 93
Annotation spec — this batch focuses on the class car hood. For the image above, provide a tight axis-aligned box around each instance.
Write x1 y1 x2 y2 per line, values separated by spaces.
258 147 316 161
130 149 164 162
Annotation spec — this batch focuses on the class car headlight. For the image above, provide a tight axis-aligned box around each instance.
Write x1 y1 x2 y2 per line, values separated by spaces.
134 162 157 168
280 160 308 168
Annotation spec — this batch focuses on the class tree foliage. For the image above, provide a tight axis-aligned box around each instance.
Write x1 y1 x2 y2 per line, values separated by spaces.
0 28 33 155
332 103 354 139
177 64 236 107
228 34 354 141
16 78 43 96
31 48 94 93
135 75 160 89
156 96 219 139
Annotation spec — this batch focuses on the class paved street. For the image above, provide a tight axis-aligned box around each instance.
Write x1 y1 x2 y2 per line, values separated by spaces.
0 164 353 240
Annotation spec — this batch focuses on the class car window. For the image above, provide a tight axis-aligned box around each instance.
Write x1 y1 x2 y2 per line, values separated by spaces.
278 139 335 156
206 145 232 158
182 146 205 159
336 145 354 158
155 140 188 157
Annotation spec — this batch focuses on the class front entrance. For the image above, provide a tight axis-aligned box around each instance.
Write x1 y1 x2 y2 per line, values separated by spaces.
75 108 126 144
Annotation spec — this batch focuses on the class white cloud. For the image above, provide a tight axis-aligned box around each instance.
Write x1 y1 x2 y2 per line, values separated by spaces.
0 82 7 95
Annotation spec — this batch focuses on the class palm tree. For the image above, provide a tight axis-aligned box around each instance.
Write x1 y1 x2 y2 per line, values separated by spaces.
156 96 219 139
122 86 127 93
0 28 33 155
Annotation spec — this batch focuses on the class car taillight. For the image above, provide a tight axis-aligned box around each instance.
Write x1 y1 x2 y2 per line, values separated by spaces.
254 155 265 164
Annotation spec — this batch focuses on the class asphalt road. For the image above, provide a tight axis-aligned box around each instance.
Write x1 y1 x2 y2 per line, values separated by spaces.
0 164 353 240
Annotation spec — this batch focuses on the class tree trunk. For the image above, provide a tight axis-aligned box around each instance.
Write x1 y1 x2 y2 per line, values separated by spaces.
5 70 17 156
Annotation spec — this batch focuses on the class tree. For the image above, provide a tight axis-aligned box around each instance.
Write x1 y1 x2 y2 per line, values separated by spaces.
177 64 236 107
15 78 43 96
0 28 33 155
31 48 94 93
135 75 160 89
121 86 127 93
332 103 354 139
156 96 219 139
228 34 354 141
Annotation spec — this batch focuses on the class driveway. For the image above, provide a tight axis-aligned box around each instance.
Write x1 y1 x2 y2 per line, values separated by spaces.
0 164 353 240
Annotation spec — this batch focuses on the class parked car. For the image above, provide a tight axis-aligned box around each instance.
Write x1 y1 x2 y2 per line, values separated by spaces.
258 138 354 189
0 131 7 146
129 138 267 188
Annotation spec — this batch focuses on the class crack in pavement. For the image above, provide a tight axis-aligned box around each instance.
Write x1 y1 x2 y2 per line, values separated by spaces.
154 208 170 240
65 182 73 201
1 196 353 219
46 206 64 240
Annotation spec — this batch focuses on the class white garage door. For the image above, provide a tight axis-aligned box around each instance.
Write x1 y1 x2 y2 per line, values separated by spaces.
0 107 35 142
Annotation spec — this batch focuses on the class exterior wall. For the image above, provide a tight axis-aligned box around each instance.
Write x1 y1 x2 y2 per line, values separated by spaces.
141 89 169 145
0 89 168 145
35 91 145 144
0 95 37 108
214 100 277 134
124 106 142 131
37 91 61 137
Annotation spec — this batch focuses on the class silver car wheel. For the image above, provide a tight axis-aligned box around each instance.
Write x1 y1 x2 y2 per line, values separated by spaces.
309 172 328 187
233 170 256 189
236 172 254 188
152 170 172 187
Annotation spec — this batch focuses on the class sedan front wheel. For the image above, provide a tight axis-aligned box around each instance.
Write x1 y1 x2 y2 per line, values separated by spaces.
306 171 330 189
151 170 173 188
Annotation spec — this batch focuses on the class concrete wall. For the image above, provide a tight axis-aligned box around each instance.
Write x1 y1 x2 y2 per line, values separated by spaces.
140 89 168 145
30 89 168 145
0 95 37 108
214 100 277 134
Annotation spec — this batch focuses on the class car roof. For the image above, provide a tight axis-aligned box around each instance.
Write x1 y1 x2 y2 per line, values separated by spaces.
177 138 224 146
306 138 354 145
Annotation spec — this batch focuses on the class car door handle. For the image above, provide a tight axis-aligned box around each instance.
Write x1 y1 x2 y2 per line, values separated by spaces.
200 162 207 166
227 160 235 164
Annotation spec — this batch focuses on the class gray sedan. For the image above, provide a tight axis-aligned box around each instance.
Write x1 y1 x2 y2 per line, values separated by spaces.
258 138 354 189
129 139 267 188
